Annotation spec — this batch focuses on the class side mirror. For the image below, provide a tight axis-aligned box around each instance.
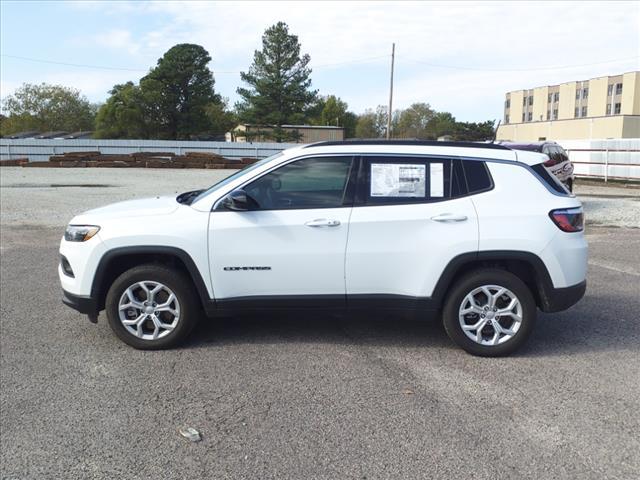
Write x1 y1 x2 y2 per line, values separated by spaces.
221 189 258 211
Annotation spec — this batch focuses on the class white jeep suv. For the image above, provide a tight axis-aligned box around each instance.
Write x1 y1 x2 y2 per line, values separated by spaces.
59 140 587 356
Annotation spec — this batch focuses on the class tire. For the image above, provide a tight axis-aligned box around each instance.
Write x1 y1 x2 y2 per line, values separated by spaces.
442 269 536 357
105 264 200 350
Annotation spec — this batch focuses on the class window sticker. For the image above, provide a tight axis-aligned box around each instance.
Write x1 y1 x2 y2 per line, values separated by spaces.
371 163 426 197
430 163 444 197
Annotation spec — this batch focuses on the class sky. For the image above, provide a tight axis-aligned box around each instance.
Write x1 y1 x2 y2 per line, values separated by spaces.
1 0 639 122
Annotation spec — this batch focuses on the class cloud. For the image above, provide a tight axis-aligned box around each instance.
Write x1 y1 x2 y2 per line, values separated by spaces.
94 29 141 56
3 1 639 120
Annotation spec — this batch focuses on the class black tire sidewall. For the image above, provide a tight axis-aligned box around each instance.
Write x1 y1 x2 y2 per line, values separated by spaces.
443 269 536 357
105 265 199 350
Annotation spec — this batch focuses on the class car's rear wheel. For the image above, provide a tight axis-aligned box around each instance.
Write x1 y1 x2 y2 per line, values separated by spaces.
105 264 199 349
442 269 536 356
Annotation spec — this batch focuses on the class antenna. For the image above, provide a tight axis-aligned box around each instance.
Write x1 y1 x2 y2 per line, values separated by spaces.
491 119 501 143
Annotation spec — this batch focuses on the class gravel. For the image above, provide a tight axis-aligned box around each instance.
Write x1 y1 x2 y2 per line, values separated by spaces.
1 167 639 228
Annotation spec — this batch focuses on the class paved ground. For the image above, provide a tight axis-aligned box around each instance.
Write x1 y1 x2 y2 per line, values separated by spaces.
1 168 639 479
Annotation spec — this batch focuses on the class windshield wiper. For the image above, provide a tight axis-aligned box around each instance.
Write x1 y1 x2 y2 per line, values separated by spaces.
176 189 205 205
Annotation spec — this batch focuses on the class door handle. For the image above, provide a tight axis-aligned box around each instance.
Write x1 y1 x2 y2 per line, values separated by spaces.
304 219 341 227
431 213 468 223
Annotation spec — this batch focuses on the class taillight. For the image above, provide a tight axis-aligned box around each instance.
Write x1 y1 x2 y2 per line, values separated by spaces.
549 207 584 232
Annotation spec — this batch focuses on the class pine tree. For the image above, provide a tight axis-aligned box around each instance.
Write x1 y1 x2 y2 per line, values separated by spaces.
236 22 317 141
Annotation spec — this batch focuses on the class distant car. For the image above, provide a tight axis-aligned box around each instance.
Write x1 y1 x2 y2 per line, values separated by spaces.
499 142 574 191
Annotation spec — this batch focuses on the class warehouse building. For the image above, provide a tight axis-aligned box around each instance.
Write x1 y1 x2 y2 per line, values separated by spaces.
497 71 640 141
228 124 345 143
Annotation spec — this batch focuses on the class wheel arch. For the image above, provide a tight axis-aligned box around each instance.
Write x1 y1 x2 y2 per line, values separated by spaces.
432 250 556 311
91 246 212 313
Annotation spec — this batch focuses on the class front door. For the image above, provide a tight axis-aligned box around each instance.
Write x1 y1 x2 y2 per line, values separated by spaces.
209 156 355 306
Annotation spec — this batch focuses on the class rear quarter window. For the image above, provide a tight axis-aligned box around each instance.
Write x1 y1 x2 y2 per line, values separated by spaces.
531 163 570 195
461 160 493 194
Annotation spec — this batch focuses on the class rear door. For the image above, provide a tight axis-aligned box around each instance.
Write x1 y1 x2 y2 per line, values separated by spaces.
345 155 479 305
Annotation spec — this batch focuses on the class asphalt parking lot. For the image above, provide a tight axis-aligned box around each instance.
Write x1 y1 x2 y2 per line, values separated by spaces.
1 168 639 479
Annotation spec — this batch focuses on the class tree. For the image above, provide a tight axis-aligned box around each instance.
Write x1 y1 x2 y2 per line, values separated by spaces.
236 21 318 141
0 83 95 135
139 43 220 140
94 82 146 139
355 105 394 138
394 102 436 139
453 120 496 141
204 98 237 139
309 95 357 138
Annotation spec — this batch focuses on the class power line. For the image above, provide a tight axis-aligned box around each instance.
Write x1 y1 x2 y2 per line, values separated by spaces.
3 52 636 76
0 53 391 74
1 54 148 72
397 55 640 72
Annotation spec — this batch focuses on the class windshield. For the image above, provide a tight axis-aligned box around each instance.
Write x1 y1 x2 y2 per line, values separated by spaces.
190 152 283 204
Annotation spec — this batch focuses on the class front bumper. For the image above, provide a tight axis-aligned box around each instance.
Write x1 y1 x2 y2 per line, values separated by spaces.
539 280 586 313
62 289 98 316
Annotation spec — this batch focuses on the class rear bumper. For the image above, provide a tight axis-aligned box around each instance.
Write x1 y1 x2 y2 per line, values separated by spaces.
62 290 98 316
539 280 586 313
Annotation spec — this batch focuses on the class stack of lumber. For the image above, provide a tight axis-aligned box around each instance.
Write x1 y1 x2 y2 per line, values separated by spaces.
19 151 257 169
0 158 29 167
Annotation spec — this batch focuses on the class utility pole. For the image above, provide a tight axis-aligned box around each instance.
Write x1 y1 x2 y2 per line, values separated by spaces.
386 43 395 140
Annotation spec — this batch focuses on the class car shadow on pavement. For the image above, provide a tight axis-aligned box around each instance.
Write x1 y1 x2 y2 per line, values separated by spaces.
182 291 637 357
184 311 454 351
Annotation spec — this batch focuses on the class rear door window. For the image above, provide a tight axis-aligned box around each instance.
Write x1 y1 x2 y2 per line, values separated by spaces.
356 156 465 205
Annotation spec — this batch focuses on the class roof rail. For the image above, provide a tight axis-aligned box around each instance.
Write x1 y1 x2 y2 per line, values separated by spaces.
303 139 511 150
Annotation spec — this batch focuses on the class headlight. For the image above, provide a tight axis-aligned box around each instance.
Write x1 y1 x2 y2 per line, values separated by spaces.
64 225 100 242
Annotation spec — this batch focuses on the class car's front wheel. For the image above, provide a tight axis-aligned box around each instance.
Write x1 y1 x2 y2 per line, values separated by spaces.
105 264 199 349
442 269 536 356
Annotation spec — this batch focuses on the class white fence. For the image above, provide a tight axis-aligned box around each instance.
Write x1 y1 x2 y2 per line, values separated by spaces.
558 138 640 182
0 139 298 163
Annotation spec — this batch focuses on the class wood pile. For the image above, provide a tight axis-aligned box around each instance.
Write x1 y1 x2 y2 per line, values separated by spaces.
0 158 29 167
17 151 257 169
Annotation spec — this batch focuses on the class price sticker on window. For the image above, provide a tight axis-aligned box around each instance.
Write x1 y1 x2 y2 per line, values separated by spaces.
371 163 426 197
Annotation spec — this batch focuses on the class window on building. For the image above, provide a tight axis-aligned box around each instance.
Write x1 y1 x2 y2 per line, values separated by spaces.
548 93 552 103
608 84 614 96
583 88 588 98
606 104 612 115
554 92 559 102
547 110 551 120
552 109 558 120
582 106 588 117
523 97 527 106
522 113 525 122
575 107 580 118
528 96 533 106
505 114 509 124
505 99 510 108
614 103 621 114
575 90 580 100
527 112 533 122
615 83 623 95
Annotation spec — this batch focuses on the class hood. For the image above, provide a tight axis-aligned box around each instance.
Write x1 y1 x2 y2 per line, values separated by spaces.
70 196 180 224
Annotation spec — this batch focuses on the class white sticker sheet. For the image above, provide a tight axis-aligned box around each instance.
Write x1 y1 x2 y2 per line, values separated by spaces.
371 163 426 197
430 163 444 197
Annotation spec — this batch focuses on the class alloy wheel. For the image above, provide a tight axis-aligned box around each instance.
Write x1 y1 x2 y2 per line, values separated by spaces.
118 280 181 340
458 284 523 346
